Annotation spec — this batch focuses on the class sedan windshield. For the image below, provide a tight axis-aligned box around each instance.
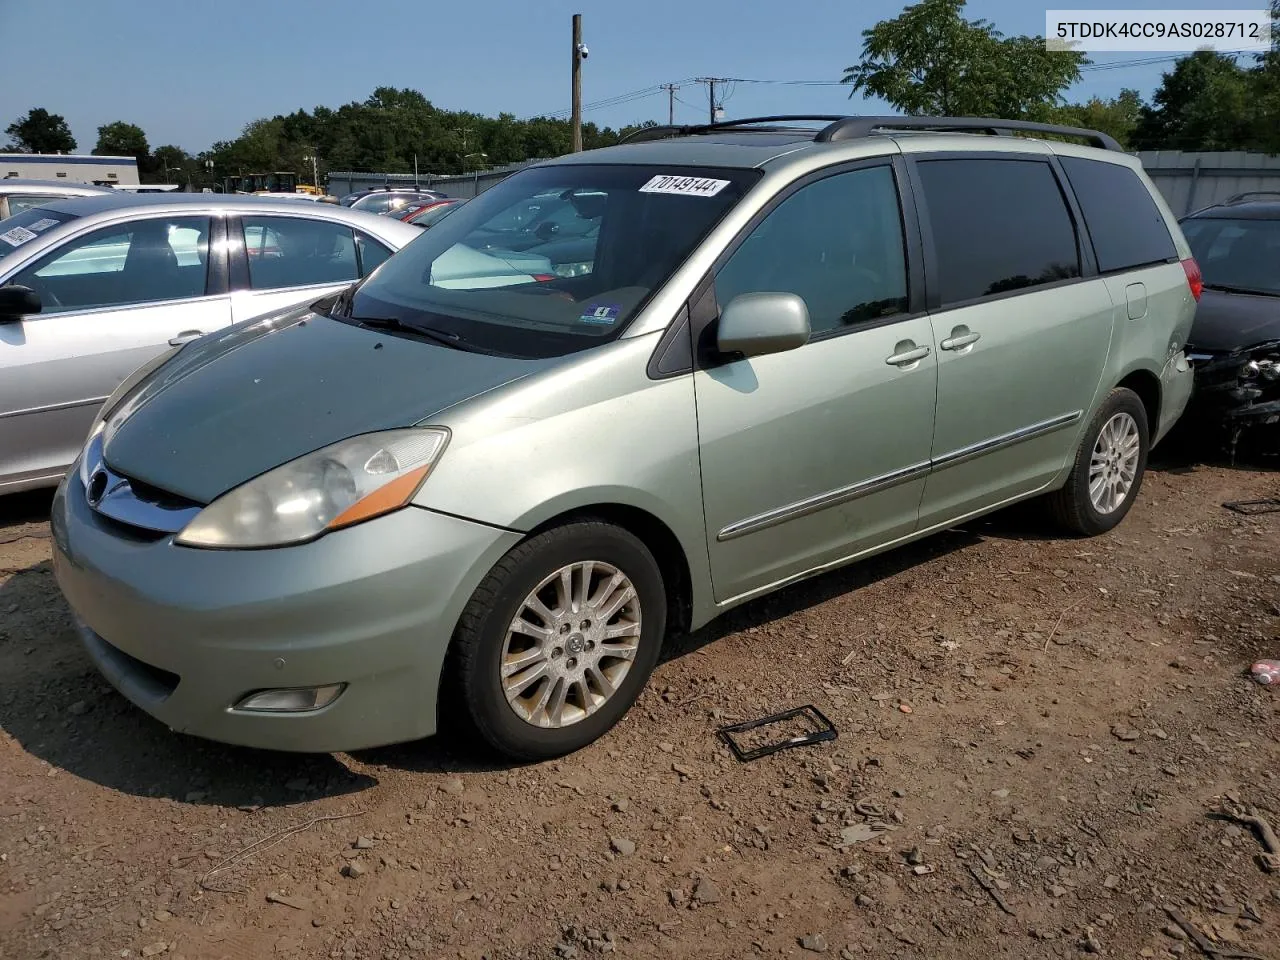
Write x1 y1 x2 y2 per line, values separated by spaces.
0 207 79 259
1183 216 1280 296
341 164 758 358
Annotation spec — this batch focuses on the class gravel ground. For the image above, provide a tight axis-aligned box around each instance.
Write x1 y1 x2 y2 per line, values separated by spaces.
1 454 1278 960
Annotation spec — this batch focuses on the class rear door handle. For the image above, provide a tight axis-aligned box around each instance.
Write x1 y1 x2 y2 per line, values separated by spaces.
940 331 981 351
885 344 931 367
168 330 204 346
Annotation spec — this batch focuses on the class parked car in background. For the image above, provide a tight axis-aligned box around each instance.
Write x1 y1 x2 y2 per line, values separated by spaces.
0 193 418 493
339 186 447 216
1180 193 1280 449
0 178 113 220
50 116 1197 763
404 198 466 227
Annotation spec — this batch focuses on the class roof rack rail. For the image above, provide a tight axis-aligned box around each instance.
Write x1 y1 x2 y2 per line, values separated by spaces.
617 116 848 145
814 116 1122 151
1224 190 1280 204
616 114 1122 152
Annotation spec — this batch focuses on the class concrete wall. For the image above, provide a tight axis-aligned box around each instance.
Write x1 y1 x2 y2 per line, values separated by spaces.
0 154 140 185
1137 151 1280 216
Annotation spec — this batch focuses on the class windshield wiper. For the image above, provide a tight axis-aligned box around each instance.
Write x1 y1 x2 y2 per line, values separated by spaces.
1204 282 1280 298
352 315 467 350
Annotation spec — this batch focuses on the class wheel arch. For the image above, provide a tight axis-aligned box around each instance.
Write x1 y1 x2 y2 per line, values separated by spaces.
524 503 696 638
1115 367 1161 433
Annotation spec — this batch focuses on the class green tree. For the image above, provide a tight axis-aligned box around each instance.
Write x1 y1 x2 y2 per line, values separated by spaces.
1050 89 1145 149
93 121 150 164
841 0 1085 118
1131 52 1254 150
152 144 194 184
4 107 77 153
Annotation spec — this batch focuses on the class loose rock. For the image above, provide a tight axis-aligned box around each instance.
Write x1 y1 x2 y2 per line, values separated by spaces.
800 933 829 952
609 837 636 857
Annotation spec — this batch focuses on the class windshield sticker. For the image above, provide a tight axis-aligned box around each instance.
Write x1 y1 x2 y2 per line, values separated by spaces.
580 303 620 325
0 226 38 247
639 175 731 198
28 218 59 232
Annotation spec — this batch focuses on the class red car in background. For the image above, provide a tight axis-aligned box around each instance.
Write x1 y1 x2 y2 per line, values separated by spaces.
401 198 467 227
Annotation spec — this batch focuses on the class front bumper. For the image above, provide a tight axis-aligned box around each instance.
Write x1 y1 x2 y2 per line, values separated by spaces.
51 472 520 753
1185 343 1280 441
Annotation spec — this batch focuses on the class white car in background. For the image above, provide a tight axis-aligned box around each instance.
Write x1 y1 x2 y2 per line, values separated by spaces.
0 192 420 493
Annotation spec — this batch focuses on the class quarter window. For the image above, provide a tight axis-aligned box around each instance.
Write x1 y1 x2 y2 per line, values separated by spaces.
241 216 359 290
716 165 910 335
12 216 210 313
1059 157 1177 273
916 159 1081 306
355 233 393 274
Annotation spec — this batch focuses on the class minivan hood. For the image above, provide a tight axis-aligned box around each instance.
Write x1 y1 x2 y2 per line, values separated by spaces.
1188 288 1280 353
103 307 544 504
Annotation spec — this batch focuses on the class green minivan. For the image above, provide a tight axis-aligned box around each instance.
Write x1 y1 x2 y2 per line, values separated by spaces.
52 116 1199 760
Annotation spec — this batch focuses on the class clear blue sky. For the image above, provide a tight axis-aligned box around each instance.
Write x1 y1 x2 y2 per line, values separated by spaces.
0 0 1235 154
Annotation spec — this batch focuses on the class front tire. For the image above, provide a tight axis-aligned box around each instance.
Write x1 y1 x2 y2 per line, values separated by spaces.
450 521 666 761
1047 387 1149 536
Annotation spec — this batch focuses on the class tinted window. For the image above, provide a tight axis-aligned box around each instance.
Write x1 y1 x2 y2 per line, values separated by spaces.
351 193 432 215
13 216 210 313
1182 217 1280 296
717 165 909 334
917 159 1080 305
241 216 358 290
1060 157 1176 273
356 233 393 274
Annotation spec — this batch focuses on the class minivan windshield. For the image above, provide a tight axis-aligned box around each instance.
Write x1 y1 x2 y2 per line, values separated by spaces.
337 164 759 358
1182 216 1280 296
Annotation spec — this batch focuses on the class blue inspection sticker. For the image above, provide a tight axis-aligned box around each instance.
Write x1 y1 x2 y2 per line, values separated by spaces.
579 303 621 325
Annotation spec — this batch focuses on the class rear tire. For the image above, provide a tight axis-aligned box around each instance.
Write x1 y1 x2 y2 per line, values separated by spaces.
450 521 666 761
1047 387 1149 536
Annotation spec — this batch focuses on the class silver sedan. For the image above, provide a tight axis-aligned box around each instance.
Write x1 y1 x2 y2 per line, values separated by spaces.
0 178 113 220
0 193 420 493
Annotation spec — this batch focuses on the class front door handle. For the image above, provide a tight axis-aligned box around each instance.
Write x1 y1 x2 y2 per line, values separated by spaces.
885 343 931 367
168 330 204 346
940 328 981 351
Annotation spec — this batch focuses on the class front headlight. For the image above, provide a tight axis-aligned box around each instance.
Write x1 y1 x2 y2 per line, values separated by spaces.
553 260 593 278
175 428 449 549
78 420 105 490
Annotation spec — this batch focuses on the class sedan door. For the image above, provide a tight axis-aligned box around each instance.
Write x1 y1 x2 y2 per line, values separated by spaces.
0 214 230 490
694 161 937 603
228 215 394 322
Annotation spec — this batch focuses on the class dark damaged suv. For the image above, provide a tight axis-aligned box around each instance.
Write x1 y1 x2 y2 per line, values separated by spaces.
1182 193 1280 448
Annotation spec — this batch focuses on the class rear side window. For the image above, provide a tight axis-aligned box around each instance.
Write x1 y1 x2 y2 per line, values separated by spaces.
1059 157 1177 273
916 158 1081 306
241 216 358 290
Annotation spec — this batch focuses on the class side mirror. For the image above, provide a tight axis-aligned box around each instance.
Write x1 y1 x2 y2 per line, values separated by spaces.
716 292 810 358
0 284 40 323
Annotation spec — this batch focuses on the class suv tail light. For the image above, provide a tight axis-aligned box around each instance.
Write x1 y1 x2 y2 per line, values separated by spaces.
1182 257 1203 301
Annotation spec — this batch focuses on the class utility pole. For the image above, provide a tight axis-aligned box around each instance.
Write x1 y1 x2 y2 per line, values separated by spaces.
662 83 679 125
571 14 584 152
696 78 726 124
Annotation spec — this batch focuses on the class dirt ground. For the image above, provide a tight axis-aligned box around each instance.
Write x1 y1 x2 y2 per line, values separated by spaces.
2 451 1279 960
